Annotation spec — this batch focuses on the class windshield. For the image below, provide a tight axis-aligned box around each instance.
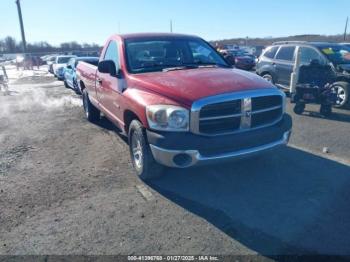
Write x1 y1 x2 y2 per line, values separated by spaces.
125 38 229 73
319 45 350 65
57 57 74 64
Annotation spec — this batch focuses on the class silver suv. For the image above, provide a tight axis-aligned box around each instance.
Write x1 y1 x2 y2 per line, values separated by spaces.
256 41 350 108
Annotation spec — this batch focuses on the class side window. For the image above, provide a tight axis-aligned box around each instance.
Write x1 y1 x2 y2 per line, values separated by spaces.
275 46 296 61
300 47 323 65
263 46 279 59
104 41 120 69
189 41 220 64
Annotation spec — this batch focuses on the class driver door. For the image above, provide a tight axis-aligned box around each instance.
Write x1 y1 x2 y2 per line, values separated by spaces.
96 40 125 127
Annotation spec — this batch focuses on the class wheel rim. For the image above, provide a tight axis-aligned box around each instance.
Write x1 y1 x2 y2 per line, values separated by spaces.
334 85 346 106
131 133 143 170
263 74 273 83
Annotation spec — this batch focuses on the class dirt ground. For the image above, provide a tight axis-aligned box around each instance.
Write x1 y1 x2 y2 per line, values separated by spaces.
1 66 350 258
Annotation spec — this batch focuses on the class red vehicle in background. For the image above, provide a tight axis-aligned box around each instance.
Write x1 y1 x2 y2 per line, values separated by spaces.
77 33 292 180
221 49 256 70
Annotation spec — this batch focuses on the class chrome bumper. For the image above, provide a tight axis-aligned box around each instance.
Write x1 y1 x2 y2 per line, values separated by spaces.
150 131 291 168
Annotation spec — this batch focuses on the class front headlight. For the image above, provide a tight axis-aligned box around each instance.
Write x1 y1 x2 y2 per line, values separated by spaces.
146 105 189 132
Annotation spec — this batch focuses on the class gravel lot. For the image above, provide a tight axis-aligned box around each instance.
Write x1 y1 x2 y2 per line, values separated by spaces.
0 67 350 257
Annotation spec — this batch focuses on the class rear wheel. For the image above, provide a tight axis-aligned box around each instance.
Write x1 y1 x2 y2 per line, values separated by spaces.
293 103 305 115
82 89 100 122
128 120 164 181
73 78 80 94
64 79 69 88
333 82 349 108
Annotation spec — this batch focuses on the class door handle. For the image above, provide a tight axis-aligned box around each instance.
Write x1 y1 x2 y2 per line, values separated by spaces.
97 78 102 84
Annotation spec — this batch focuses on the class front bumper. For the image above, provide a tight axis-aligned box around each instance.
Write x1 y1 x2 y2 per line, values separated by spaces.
147 114 292 168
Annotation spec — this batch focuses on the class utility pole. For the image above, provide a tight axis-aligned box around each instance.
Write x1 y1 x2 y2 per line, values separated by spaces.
344 17 348 41
15 0 27 53
170 19 173 33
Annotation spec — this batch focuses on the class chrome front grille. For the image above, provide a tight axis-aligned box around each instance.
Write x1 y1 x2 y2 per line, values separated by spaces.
190 89 285 136
199 100 241 134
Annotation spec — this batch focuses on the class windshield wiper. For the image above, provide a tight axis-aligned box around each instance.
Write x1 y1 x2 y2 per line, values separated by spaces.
162 65 198 72
162 63 231 72
187 62 231 68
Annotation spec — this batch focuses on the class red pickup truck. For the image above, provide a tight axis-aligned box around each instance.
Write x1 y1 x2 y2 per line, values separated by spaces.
76 33 292 180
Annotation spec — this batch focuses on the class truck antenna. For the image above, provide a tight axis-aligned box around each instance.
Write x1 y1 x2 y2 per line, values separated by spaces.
344 16 348 41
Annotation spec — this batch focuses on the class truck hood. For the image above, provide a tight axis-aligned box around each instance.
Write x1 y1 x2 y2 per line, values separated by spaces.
129 68 274 106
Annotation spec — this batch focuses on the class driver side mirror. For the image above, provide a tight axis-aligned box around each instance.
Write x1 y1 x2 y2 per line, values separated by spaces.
98 60 120 77
66 65 72 69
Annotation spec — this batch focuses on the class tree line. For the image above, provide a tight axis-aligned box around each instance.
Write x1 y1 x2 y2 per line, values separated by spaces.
211 34 349 47
0 36 102 54
2 34 348 54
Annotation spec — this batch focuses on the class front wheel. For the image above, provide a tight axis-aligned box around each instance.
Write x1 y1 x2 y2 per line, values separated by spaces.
128 120 164 181
333 82 349 108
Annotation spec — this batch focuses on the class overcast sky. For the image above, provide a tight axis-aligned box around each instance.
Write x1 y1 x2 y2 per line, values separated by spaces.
1 0 349 45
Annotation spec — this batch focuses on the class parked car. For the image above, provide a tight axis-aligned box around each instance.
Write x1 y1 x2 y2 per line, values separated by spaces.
52 55 77 80
46 55 57 74
221 50 256 70
63 57 99 93
77 33 292 180
256 41 350 108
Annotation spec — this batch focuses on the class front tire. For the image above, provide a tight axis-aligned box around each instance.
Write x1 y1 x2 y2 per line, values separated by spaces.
128 120 164 181
82 89 100 122
333 82 349 108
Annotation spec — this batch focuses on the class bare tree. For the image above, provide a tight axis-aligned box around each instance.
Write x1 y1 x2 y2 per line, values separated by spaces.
0 36 101 54
4 36 17 53
0 39 5 53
